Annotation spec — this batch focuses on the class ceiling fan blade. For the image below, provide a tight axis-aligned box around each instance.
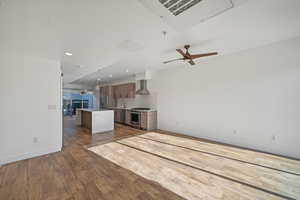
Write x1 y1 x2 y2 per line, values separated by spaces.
163 58 184 64
188 60 196 65
190 52 218 59
176 49 188 58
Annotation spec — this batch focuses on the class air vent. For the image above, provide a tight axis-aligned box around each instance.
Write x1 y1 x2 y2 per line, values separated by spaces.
159 0 203 16
138 0 247 31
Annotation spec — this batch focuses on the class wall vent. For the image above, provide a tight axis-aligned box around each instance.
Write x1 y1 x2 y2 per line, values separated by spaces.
159 0 203 16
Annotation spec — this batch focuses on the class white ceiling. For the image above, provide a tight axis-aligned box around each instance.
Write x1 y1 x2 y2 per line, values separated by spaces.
1 0 300 88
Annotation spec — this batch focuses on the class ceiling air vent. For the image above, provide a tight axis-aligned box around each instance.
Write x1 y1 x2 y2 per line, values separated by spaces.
138 0 247 31
159 0 203 16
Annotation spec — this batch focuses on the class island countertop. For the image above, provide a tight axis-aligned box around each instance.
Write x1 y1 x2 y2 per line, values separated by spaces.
77 108 112 112
105 107 157 112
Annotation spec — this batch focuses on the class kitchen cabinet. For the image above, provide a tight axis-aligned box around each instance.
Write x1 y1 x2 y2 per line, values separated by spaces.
113 85 122 99
122 84 129 98
125 110 131 125
140 111 157 131
113 83 136 99
127 83 136 98
100 85 114 108
114 109 120 122
124 109 157 130
140 112 147 129
112 85 117 99
113 108 126 123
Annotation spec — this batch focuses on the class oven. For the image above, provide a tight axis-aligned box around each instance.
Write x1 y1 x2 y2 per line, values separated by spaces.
130 111 140 128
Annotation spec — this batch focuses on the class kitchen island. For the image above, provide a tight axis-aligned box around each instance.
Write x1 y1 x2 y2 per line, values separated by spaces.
76 109 114 134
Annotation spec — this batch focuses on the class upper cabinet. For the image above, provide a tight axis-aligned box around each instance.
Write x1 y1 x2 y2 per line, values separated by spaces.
127 83 136 98
113 83 136 99
100 85 114 107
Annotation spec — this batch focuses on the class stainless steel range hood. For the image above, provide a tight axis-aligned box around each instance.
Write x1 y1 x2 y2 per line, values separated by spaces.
136 80 150 95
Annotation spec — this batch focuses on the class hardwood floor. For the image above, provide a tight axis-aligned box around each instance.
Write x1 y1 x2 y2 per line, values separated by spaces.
141 132 300 174
0 117 184 200
90 142 286 200
106 134 300 199
1 116 299 200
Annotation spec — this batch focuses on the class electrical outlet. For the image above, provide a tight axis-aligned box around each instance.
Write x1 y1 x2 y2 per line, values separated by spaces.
233 130 237 134
33 137 38 143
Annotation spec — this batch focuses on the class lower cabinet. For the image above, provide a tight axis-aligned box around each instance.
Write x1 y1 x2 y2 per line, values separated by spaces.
114 110 121 122
140 111 157 131
140 112 147 129
114 109 127 123
125 110 131 125
115 110 157 131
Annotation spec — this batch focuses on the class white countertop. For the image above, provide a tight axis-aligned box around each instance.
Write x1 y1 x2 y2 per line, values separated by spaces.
106 107 156 112
77 108 113 112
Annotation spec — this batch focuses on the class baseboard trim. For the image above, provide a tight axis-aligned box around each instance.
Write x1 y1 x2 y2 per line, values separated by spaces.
0 146 62 165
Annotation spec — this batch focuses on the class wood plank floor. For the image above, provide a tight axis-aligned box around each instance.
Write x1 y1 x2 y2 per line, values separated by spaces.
116 135 300 199
89 142 287 200
140 132 300 175
89 132 300 200
1 116 300 200
0 117 184 200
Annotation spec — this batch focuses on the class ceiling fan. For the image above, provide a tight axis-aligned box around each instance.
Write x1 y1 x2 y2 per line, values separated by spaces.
163 45 218 66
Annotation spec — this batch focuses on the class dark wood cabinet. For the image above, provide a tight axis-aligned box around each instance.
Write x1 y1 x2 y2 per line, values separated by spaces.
125 110 131 125
140 112 147 129
113 83 136 99
113 85 118 99
140 111 157 131
100 85 114 107
127 83 136 98
124 110 157 130
113 109 126 123
114 110 121 122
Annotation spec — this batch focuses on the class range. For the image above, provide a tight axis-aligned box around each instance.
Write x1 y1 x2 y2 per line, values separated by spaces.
130 107 151 128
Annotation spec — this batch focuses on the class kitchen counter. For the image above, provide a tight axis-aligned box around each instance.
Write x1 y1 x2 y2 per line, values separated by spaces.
77 108 111 112
76 109 114 134
106 107 157 112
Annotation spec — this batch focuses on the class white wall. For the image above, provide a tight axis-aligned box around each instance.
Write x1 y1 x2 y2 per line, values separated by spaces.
150 37 300 159
0 52 62 165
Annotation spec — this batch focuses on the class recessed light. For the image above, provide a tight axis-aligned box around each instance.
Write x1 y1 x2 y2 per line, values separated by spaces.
65 52 72 56
109 74 113 78
126 69 129 73
97 78 101 81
